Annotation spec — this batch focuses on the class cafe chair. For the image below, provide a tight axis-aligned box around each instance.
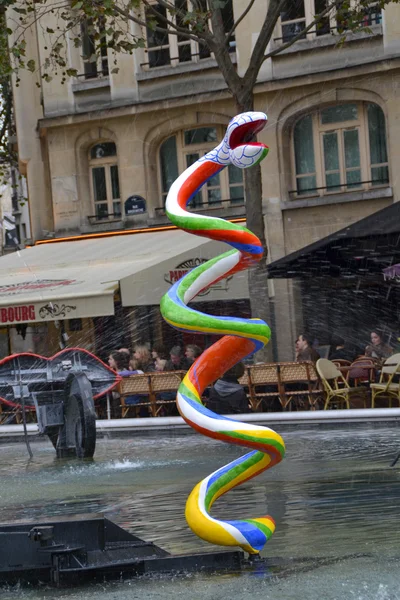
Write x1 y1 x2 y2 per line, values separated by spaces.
316 359 365 410
150 371 186 416
119 374 154 418
279 362 322 411
347 357 377 387
370 354 400 408
331 359 351 368
331 359 351 380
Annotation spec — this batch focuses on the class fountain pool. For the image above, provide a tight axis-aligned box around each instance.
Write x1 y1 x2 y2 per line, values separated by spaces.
1 423 400 599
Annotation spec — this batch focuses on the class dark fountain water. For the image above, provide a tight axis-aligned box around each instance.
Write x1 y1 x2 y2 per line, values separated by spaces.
1 423 400 599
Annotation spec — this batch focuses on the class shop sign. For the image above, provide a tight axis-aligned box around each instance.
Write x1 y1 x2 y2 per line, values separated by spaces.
124 196 146 215
0 305 36 324
164 258 232 296
0 302 78 325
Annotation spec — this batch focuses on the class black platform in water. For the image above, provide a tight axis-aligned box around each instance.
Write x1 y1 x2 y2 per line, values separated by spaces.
0 514 243 587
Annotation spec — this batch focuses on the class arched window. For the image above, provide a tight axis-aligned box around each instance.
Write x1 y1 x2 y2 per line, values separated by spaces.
159 126 244 207
89 142 121 219
292 102 389 198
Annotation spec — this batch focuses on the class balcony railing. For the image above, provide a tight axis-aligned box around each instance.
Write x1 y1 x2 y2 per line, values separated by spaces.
289 178 389 199
274 6 382 44
155 197 245 216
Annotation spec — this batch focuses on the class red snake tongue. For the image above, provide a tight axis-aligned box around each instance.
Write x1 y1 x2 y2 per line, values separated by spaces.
229 119 266 149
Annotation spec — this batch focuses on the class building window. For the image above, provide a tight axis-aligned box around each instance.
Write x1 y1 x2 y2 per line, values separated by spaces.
144 1 234 69
291 102 389 198
89 142 121 219
159 126 244 207
277 0 382 43
81 19 109 79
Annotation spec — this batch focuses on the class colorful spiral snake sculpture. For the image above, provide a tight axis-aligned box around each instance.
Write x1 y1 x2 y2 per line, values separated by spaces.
160 112 285 556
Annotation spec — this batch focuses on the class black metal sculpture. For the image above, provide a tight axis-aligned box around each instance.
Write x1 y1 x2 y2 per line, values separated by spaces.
0 348 119 458
0 351 246 587
0 515 243 586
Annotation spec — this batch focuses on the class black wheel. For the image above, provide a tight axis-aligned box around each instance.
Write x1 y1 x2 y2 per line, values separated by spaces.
58 373 96 459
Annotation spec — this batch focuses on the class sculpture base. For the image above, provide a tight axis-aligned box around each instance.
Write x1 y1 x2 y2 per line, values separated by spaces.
0 515 243 587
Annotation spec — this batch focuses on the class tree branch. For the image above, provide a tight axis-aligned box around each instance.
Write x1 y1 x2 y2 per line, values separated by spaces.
207 2 242 90
225 0 256 41
113 3 209 44
143 0 211 42
0 91 12 151
241 0 285 87
149 0 177 12
263 0 339 61
7 2 71 52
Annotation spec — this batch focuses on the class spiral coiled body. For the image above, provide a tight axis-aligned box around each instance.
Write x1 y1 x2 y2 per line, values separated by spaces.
160 112 285 555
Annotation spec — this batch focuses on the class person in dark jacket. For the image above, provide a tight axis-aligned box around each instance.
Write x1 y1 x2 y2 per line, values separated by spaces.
329 335 353 362
295 333 320 363
207 363 250 415
165 346 189 371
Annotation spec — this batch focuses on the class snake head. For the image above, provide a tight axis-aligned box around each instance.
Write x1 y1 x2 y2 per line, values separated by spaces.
226 112 269 169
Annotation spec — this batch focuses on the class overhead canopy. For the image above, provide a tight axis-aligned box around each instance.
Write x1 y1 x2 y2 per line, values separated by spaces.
0 229 249 325
267 201 400 279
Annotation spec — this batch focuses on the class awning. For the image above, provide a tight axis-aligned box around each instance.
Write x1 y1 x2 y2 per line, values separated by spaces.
0 229 249 325
267 201 400 279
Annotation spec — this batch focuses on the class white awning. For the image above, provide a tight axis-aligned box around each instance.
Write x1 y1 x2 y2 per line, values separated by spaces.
0 229 249 325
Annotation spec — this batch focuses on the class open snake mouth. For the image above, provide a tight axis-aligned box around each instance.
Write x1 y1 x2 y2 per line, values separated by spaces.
229 119 266 149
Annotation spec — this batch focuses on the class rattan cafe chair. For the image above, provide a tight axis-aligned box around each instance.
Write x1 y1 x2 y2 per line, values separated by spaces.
316 358 365 410
119 374 154 418
279 362 321 411
370 354 400 408
247 363 282 411
150 370 185 416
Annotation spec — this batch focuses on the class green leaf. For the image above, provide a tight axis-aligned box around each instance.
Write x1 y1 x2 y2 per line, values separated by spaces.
26 59 35 72
65 68 78 77
46 27 55 34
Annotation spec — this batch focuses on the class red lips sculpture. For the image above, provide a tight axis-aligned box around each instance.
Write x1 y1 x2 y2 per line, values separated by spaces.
0 348 120 408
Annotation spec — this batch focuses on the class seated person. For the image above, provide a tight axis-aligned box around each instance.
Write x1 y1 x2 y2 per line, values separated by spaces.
120 347 153 409
108 351 138 376
155 357 167 371
133 345 155 373
108 351 142 414
207 363 250 415
329 335 353 362
365 330 393 360
165 346 189 371
129 357 143 374
295 334 320 363
184 344 202 368
151 343 168 365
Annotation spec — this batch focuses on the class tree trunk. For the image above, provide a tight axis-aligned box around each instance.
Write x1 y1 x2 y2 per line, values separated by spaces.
237 94 273 363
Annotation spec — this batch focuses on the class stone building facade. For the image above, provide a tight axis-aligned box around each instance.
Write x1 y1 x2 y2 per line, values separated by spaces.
6 0 400 359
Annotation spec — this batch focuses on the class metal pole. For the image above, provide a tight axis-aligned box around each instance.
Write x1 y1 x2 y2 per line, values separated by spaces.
106 393 111 420
21 393 33 459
